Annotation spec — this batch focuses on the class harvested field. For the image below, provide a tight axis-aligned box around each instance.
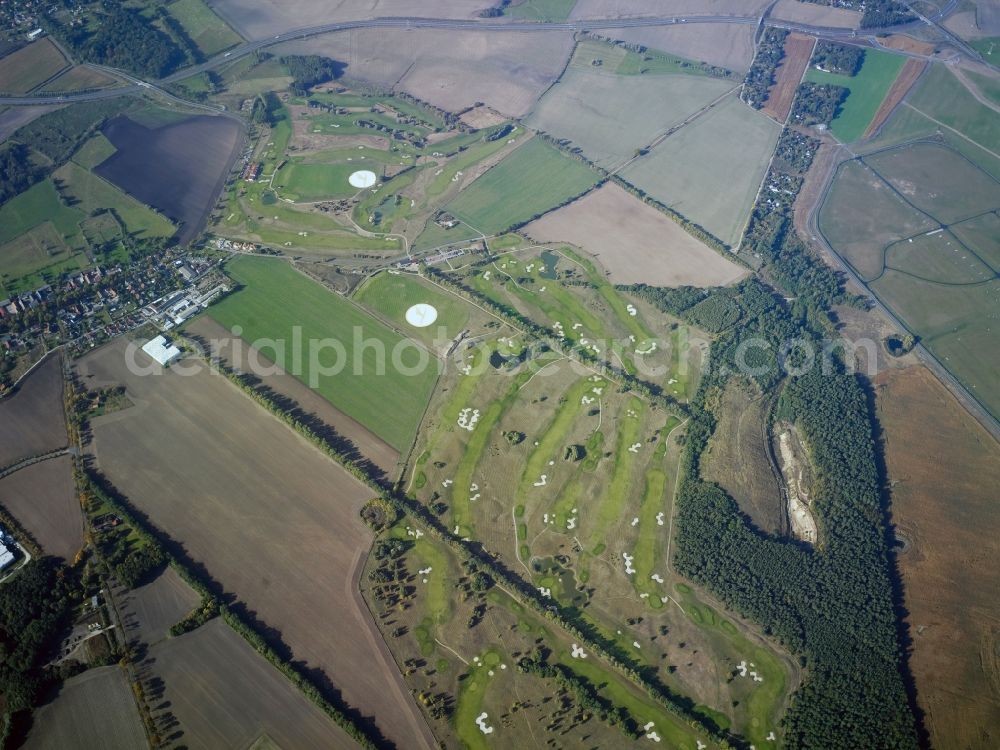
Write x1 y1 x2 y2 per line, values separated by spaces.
0 39 68 94
145 619 359 749
79 338 434 750
39 65 117 93
524 183 748 286
209 0 477 38
185 316 400 474
24 666 145 750
527 68 733 169
279 29 575 117
0 455 80 561
864 58 927 138
701 379 783 534
876 365 1000 750
571 0 769 19
119 566 201 647
594 23 756 73
0 353 67 469
621 94 781 246
96 114 243 244
770 0 860 28
761 32 814 122
166 0 242 57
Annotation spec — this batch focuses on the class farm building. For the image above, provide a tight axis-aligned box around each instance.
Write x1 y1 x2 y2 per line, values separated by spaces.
142 335 182 366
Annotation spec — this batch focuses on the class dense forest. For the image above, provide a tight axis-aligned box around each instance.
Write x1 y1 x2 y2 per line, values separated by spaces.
802 0 915 27
0 558 73 726
281 55 346 96
812 41 865 75
0 144 42 206
791 81 848 127
47 1 184 79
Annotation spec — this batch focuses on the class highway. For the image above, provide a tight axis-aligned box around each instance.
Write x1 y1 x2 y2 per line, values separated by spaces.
0 2 959 106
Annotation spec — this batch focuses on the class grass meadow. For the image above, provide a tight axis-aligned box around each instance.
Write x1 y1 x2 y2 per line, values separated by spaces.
206 256 438 450
446 138 600 234
165 0 243 56
804 48 905 143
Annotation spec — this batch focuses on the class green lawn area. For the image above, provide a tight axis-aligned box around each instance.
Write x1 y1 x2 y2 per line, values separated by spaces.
273 159 369 201
204 257 438 451
71 133 117 170
0 179 84 247
446 138 601 234
805 48 905 143
970 36 1000 63
505 0 576 21
165 0 243 56
53 162 175 239
353 271 473 346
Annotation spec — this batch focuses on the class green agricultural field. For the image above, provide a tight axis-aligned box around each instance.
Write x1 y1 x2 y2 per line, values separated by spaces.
969 36 1000 62
53 162 175 240
71 133 117 170
445 138 600 234
804 48 905 143
504 0 576 21
527 68 733 169
621 95 780 247
165 0 243 56
204 256 438 450
353 271 476 347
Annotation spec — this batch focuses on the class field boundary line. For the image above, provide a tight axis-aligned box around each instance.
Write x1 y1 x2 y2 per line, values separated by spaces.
902 101 1000 162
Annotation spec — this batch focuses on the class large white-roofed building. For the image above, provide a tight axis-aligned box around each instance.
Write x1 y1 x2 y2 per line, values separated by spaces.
142 335 182 366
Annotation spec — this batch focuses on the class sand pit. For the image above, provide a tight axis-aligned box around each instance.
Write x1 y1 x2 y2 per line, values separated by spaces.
349 169 377 188
405 303 438 327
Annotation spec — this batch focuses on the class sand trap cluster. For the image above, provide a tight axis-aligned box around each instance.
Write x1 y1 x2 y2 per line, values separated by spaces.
475 712 494 735
348 169 377 188
737 659 765 683
457 407 480 431
623 552 635 575
644 721 661 742
571 643 587 659
405 303 438 328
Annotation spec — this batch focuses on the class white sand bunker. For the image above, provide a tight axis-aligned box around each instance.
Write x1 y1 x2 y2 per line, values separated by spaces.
405 303 438 328
348 169 377 188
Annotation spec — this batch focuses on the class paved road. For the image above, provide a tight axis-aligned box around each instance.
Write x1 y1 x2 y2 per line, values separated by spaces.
0 4 958 106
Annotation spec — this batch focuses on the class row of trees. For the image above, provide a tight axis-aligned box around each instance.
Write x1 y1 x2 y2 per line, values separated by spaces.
742 28 789 109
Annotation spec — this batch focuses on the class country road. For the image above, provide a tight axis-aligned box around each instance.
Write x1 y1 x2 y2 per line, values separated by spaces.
0 3 959 106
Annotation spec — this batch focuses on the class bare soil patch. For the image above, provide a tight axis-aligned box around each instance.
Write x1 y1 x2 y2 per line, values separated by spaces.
878 35 936 56
770 0 860 28
459 105 508 129
144 619 358 749
0 455 80 561
186 316 399 474
864 58 926 138
876 365 1000 750
701 378 784 534
762 32 814 122
119 566 201 647
0 352 67 469
524 183 748 287
595 22 756 73
24 666 145 750
78 338 433 750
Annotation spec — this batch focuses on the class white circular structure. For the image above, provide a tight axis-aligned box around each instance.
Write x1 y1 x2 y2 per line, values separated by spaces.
405 303 438 328
348 169 377 188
